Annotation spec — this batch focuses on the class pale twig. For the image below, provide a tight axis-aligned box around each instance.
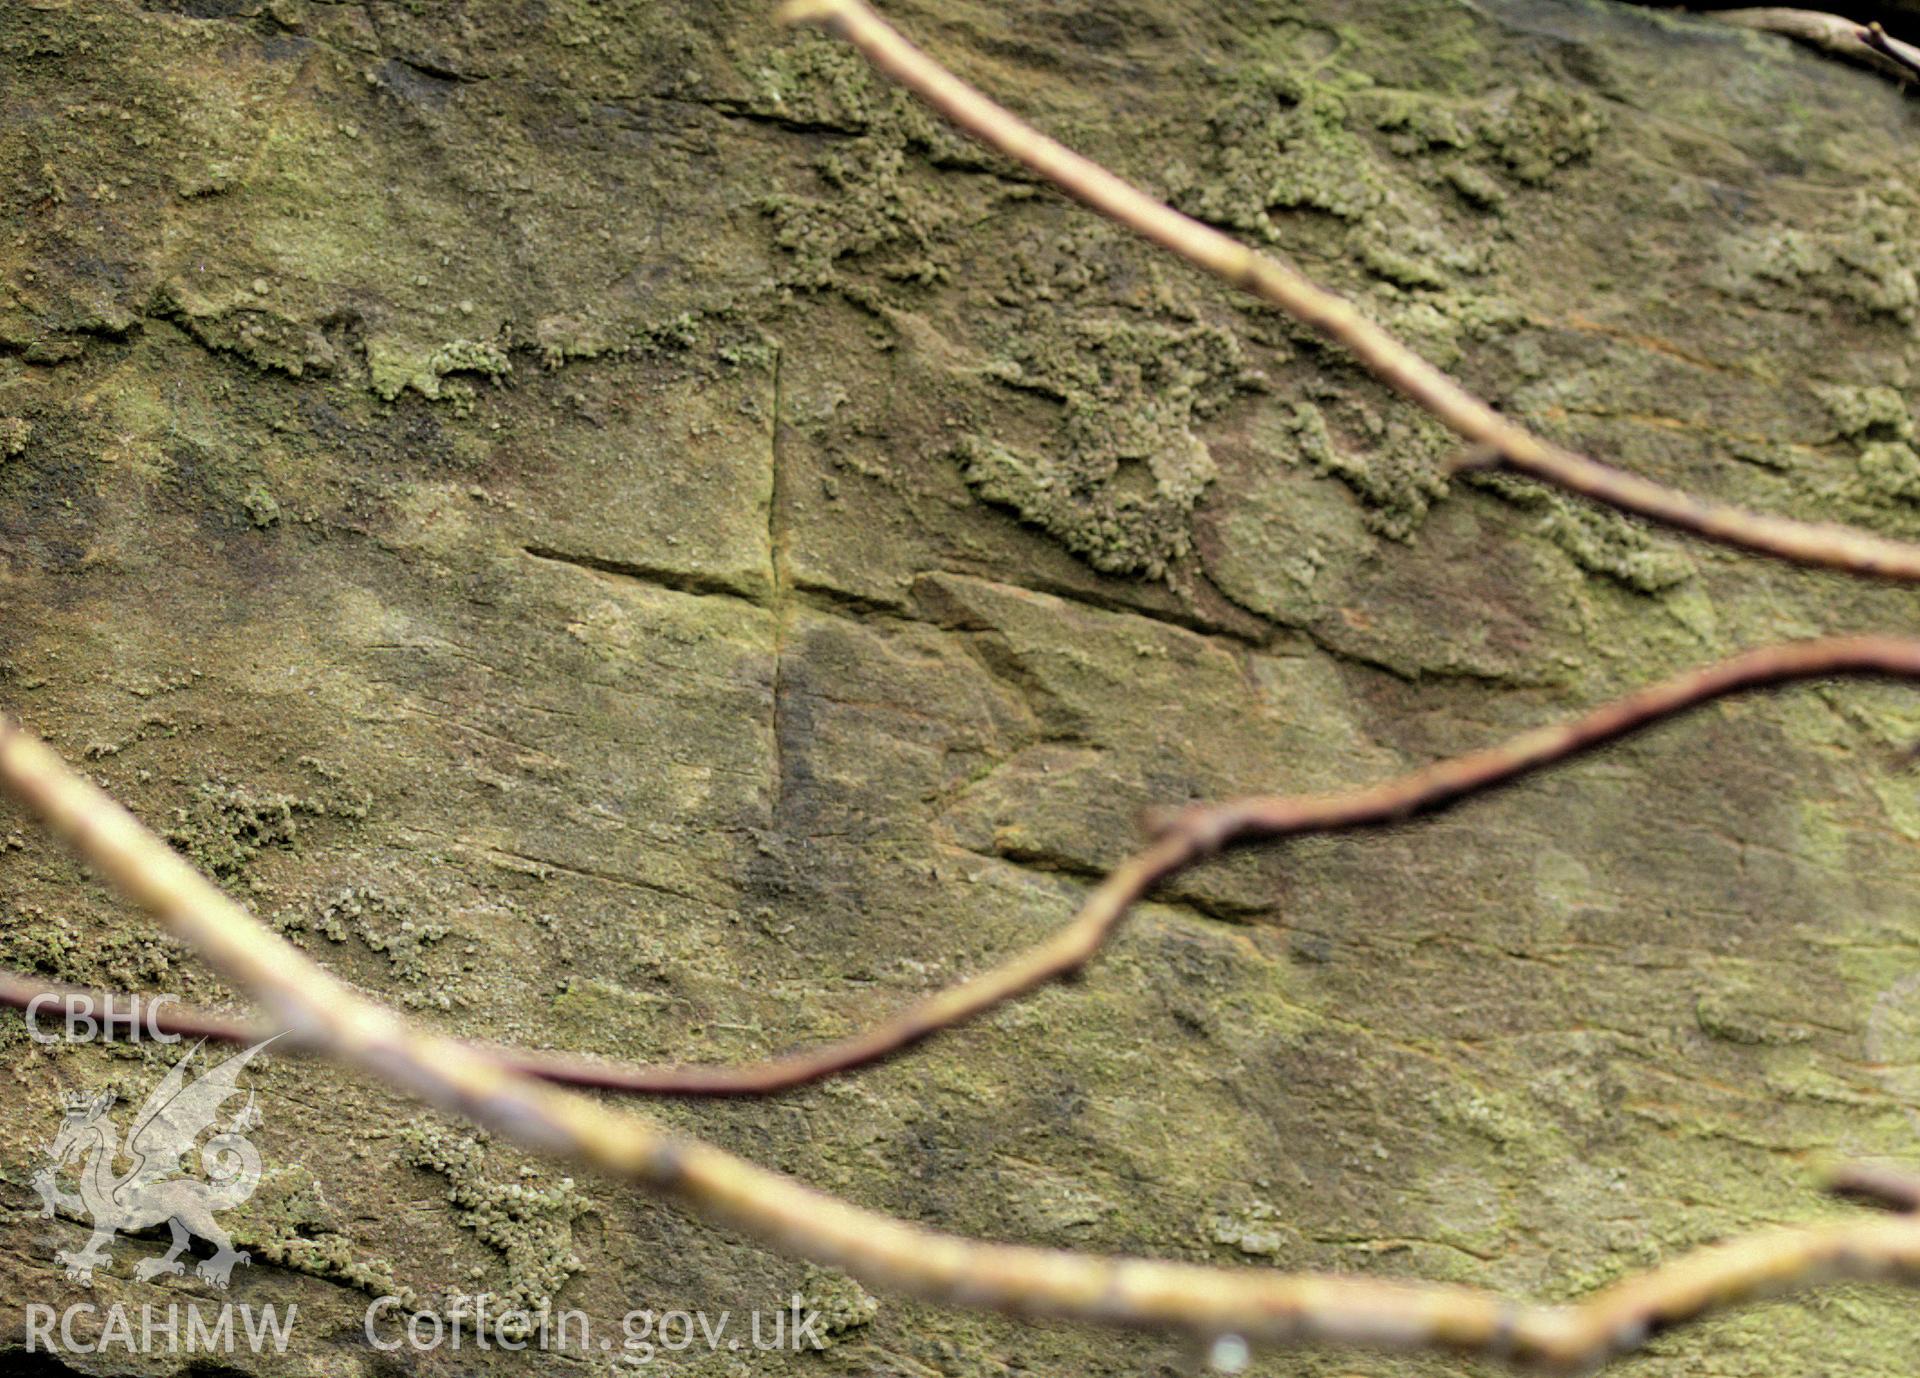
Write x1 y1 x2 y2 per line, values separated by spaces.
779 0 1920 579
1710 9 1920 81
15 636 1920 1365
1860 20 1920 79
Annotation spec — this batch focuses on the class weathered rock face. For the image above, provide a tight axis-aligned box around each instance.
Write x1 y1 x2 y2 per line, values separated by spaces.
5 0 1920 1373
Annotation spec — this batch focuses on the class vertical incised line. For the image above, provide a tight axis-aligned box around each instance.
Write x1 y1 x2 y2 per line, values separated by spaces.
767 341 789 829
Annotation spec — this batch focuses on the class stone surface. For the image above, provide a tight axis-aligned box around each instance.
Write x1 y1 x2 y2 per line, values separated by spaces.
6 1 1920 1374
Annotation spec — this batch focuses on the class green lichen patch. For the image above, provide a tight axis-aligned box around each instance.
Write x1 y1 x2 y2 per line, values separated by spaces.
162 778 329 880
958 316 1260 579
367 335 514 411
226 1164 409 1300
799 1264 879 1344
149 278 339 379
15 2 1920 1375
764 139 970 291
757 35 1012 297
1206 1198 1298 1258
1473 83 1605 185
1714 185 1920 326
274 886 448 984
400 1120 591 1331
0 416 29 460
748 32 971 151
1280 393 1452 539
1163 62 1595 306
1817 383 1913 443
1815 382 1920 508
1167 65 1388 231
1468 471 1695 594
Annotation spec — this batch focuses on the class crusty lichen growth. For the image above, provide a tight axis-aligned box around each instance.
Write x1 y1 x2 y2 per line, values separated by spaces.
959 316 1261 579
13 0 1920 1374
1166 64 1391 230
275 886 449 985
1469 470 1696 594
367 335 513 411
0 416 30 460
225 1164 411 1301
758 34 1008 295
1714 185 1920 326
799 1264 880 1344
163 779 325 880
1280 393 1452 539
400 1120 590 1336
1164 62 1597 260
1817 382 1920 507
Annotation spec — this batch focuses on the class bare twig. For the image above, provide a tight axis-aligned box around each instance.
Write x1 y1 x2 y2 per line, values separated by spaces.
779 0 1920 579
1829 1164 1920 1213
0 970 272 1046
14 634 1920 1365
549 636 1920 1097
17 639 1920 1104
0 972 802 1095
1708 9 1920 81
1151 636 1920 851
1860 19 1920 79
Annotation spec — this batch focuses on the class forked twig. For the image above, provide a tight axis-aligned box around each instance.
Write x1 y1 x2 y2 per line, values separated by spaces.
1860 19 1920 79
12 638 1920 1367
1709 9 1920 80
778 0 1920 579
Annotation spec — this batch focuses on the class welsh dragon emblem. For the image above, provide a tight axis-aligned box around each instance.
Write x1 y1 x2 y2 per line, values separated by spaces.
32 1039 276 1287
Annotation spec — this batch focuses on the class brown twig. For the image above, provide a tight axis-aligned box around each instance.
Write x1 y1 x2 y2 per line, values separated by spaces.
568 636 1920 1097
0 970 271 1046
17 638 1920 1104
1829 1164 1920 1213
1152 636 1920 851
11 708 1920 1367
0 972 790 1094
779 0 1920 579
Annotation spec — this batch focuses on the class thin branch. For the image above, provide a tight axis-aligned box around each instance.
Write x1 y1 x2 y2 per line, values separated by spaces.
0 972 816 1095
15 636 1920 1365
0 971 271 1045
540 636 1920 1097
1829 1164 1920 1213
16 638 1920 1104
3 0 1918 1364
1709 9 1920 81
1150 636 1920 852
779 0 1920 580
1860 19 1920 79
